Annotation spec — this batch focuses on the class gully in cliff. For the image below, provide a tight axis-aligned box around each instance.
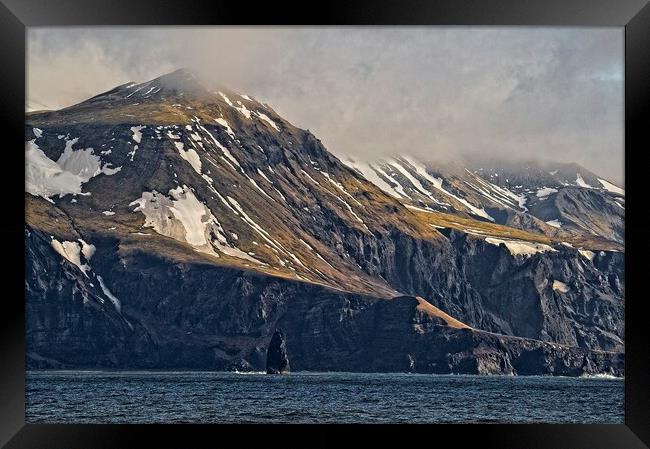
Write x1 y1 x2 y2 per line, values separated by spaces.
266 329 290 374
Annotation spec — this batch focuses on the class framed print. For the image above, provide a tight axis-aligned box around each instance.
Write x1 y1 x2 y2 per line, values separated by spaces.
1 0 649 447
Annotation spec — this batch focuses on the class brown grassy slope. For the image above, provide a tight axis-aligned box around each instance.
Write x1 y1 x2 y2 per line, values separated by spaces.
408 207 622 251
416 297 472 329
25 194 401 299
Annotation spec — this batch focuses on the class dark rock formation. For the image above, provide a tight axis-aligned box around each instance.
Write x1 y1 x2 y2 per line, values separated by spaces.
266 329 290 374
527 187 624 244
24 71 625 376
25 226 623 376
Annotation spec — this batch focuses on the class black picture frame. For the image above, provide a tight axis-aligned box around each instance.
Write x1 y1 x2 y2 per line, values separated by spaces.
2 0 648 447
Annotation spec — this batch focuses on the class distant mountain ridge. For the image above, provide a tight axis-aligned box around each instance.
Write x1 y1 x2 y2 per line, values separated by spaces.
25 69 624 375
342 155 624 245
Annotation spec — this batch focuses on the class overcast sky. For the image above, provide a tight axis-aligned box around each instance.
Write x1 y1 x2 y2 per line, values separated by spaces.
27 27 624 184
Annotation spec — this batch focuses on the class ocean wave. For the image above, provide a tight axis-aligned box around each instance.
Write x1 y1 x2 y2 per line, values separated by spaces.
580 373 623 380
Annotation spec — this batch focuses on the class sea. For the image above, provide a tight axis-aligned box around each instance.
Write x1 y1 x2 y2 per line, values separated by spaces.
26 371 624 424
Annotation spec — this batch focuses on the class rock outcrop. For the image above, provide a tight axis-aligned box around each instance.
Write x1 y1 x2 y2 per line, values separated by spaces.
266 329 290 374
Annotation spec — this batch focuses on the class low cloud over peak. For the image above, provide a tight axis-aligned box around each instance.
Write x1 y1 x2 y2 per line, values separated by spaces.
27 27 623 184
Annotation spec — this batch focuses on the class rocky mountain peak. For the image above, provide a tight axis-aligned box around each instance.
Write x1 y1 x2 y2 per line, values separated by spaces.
80 67 212 106
143 67 207 96
25 72 625 376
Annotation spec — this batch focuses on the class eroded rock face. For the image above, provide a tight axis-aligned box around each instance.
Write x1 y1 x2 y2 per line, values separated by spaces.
529 187 624 244
330 226 624 352
24 71 624 376
266 329 290 374
25 227 623 377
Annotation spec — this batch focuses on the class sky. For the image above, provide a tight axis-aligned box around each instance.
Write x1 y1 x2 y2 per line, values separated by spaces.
27 27 624 184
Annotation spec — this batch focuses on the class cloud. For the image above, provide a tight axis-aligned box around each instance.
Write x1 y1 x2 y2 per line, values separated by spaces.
27 27 623 184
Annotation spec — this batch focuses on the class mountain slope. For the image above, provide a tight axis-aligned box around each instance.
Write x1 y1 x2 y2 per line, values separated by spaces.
343 155 624 245
25 69 625 374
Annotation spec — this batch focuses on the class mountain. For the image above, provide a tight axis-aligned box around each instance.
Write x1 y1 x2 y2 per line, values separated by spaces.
342 156 624 245
25 69 624 375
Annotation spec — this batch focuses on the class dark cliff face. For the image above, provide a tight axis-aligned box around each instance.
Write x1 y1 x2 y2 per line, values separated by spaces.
24 71 624 376
444 231 624 351
25 228 155 369
266 329 290 374
281 294 622 376
327 224 624 352
26 225 623 376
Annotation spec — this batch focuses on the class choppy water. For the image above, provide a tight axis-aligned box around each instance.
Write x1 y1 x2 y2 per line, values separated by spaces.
26 371 624 423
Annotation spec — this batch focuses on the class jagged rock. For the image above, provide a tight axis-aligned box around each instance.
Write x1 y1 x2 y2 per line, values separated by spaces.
266 329 290 374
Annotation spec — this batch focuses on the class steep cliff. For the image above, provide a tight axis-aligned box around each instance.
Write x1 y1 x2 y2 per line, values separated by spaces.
25 69 625 375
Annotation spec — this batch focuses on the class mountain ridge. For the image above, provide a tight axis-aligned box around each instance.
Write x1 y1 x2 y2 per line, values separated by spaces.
25 70 625 375
342 154 624 246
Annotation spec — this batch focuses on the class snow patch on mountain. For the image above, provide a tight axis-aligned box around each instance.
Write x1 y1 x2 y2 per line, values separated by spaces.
127 145 138 161
217 91 234 106
199 125 242 170
552 280 569 293
79 239 96 260
130 186 212 247
376 165 408 198
536 187 558 199
257 168 272 184
201 174 239 214
392 158 493 220
247 175 274 201
130 186 263 264
319 171 363 207
125 84 145 98
166 186 214 246
343 158 403 199
579 249 596 261
49 236 124 311
485 237 556 256
235 101 252 119
97 275 121 312
301 169 321 187
174 141 202 174
50 238 91 275
218 93 253 119
26 141 86 201
225 196 295 264
575 173 591 188
227 196 275 245
130 126 145 144
255 111 279 131
387 159 433 199
463 174 526 211
26 138 120 201
327 189 366 226
57 138 99 177
545 219 562 228
430 178 493 221
215 118 235 139
597 178 624 196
